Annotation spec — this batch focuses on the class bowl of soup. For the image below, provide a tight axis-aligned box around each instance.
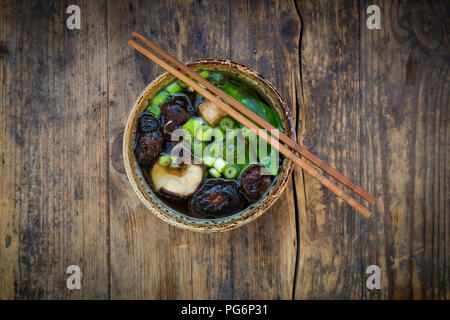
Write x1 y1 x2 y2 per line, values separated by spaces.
123 59 295 232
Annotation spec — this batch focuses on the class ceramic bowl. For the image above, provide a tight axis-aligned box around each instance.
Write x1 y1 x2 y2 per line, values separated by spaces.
123 59 295 232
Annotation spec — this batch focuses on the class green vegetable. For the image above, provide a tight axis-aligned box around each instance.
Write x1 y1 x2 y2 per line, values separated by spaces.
198 70 209 78
221 81 246 101
170 156 181 167
212 128 224 142
241 98 283 131
202 156 216 167
158 155 172 167
204 141 223 158
260 149 278 176
225 128 239 141
182 118 203 136
177 79 188 88
223 165 238 179
151 90 170 106
219 117 235 131
195 124 214 142
242 127 257 141
208 167 221 178
166 81 182 93
191 141 206 157
221 80 283 130
213 157 227 173
223 143 237 163
147 104 161 118
209 72 228 87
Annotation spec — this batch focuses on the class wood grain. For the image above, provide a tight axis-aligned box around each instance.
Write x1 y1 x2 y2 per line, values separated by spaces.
0 0 109 299
107 0 299 299
294 0 449 299
0 0 448 299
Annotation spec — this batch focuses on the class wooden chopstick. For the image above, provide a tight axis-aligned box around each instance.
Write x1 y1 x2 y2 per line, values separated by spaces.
128 37 373 218
132 32 376 205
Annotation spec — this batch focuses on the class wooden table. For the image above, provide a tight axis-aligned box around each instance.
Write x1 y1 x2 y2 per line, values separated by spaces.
0 0 448 299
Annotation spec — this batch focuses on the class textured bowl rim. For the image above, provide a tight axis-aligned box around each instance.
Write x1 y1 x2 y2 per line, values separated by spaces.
123 59 295 232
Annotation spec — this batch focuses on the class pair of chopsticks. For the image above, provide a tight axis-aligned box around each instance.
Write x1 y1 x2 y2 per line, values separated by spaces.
128 32 376 218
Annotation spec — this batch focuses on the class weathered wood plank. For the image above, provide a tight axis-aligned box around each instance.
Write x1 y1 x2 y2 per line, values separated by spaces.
0 0 19 299
107 0 299 299
227 0 300 299
1 0 447 300
293 0 364 299
0 0 109 299
359 0 449 299
294 0 449 299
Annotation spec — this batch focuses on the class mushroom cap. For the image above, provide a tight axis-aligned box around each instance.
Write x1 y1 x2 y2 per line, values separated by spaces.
150 162 205 200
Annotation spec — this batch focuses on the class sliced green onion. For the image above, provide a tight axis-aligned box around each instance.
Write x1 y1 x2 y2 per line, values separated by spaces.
182 118 203 136
166 81 182 93
213 157 227 173
208 167 221 178
224 143 237 163
151 90 169 106
202 156 216 167
225 128 239 141
219 117 235 131
191 141 205 157
223 165 238 179
170 156 180 167
158 155 172 167
204 141 223 158
146 104 161 118
195 125 214 142
177 79 188 88
212 128 224 142
198 70 209 78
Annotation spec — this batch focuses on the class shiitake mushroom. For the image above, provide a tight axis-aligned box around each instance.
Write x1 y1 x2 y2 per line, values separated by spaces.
150 162 205 201
239 164 272 203
160 94 195 135
134 113 164 165
134 131 164 165
139 113 160 133
189 179 245 218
